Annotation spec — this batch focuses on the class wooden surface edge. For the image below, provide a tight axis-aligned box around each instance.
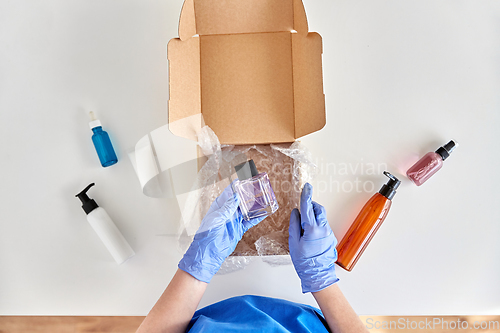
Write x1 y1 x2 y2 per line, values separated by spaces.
0 315 498 332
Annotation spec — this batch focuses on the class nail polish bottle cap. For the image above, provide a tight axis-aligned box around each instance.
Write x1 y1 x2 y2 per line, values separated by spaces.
379 171 401 200
435 140 458 161
235 160 259 180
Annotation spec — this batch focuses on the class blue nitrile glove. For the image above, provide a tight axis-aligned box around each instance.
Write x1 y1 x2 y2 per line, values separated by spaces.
178 185 265 283
289 183 339 293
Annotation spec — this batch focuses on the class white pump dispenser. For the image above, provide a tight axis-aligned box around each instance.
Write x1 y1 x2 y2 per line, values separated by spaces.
75 183 135 264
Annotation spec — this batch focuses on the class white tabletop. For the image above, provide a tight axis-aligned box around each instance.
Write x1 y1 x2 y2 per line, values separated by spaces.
1 0 499 316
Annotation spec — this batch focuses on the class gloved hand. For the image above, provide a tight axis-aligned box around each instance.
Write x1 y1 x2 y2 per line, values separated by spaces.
178 184 265 283
289 183 339 293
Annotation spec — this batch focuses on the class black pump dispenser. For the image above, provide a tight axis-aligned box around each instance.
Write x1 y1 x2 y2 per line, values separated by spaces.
235 160 259 180
76 183 99 215
378 171 401 200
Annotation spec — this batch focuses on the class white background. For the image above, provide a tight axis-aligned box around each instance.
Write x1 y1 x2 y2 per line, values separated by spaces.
1 0 499 316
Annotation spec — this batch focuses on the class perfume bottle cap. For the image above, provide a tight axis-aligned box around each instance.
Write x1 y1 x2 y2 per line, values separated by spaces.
75 183 99 215
379 171 401 200
435 140 457 161
235 160 259 181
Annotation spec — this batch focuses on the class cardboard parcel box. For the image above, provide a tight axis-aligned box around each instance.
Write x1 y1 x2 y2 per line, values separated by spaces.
168 0 326 257
168 0 326 144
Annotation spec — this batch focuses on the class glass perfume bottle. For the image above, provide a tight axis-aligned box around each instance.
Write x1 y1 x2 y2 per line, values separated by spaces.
232 160 279 220
406 140 457 186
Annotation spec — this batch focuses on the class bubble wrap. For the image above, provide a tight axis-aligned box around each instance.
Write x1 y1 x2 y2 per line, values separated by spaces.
230 143 299 256
177 126 317 272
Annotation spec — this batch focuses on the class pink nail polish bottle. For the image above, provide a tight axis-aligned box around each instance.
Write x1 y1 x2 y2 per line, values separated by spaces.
406 140 457 186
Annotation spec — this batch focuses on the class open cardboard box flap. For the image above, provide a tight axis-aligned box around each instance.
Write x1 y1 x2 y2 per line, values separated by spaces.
168 0 326 145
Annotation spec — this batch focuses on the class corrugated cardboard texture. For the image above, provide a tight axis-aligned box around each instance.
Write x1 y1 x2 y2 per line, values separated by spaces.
194 0 294 36
200 32 295 144
169 0 325 144
168 37 201 124
292 33 326 137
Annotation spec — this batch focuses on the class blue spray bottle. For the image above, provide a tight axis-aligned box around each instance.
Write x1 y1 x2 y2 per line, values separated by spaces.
89 111 118 167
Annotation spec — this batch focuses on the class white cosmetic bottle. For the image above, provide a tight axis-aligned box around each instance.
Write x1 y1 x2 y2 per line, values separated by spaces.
76 183 135 264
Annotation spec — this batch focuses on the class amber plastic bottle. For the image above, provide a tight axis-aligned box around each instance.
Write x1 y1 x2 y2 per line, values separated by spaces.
336 171 401 271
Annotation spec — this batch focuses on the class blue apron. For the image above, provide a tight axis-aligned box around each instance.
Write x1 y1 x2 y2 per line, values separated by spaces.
186 295 330 332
